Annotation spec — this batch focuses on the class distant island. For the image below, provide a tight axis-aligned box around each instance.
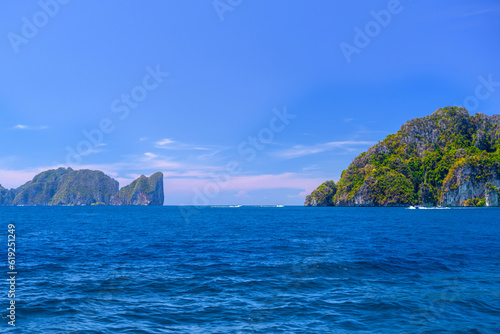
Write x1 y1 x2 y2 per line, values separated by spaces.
305 107 500 207
0 168 164 206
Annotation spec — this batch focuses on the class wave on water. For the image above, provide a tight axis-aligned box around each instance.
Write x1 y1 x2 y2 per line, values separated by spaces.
6 206 499 333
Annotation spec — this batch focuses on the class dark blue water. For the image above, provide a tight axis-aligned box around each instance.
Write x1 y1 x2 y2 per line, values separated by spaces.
1 206 499 333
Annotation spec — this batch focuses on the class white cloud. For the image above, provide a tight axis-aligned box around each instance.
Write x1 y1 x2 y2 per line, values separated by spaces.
235 190 249 198
456 7 500 18
0 156 329 206
154 138 216 151
12 124 48 130
156 138 175 146
144 152 158 159
0 170 37 189
164 172 326 197
302 165 320 171
0 164 61 189
276 141 375 159
414 6 500 24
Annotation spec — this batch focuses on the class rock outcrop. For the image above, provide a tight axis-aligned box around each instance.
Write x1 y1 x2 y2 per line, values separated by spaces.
485 183 499 207
439 159 500 206
0 185 16 205
112 172 164 206
306 107 500 207
304 181 336 206
0 168 164 206
418 183 436 207
10 168 119 206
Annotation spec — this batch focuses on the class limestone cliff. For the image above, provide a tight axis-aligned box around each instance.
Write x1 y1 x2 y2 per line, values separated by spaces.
0 185 16 205
304 181 337 206
11 168 119 206
306 107 500 207
485 183 499 207
440 158 500 206
111 172 164 206
0 168 164 206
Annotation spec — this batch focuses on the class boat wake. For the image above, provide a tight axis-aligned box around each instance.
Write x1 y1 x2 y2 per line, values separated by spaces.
408 206 450 210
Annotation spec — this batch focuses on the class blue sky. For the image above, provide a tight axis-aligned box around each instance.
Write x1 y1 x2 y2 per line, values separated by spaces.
1 0 500 205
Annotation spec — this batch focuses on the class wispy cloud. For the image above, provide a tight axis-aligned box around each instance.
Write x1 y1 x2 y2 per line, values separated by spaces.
12 124 48 130
164 172 326 196
155 138 212 151
156 138 176 146
275 141 375 159
302 164 320 171
0 159 327 205
144 152 158 160
235 190 249 198
52 152 211 180
456 7 500 18
0 165 59 189
414 6 500 24
71 148 105 159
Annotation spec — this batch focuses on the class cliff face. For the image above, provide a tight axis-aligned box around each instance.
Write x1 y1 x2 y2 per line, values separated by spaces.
0 168 164 206
485 184 499 207
439 158 500 206
11 168 119 206
50 169 119 205
306 107 500 207
112 172 164 206
0 185 16 205
11 167 74 206
304 181 336 206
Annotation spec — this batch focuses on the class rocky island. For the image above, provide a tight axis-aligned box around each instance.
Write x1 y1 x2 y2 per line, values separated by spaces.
305 107 500 207
0 168 164 206
111 172 164 206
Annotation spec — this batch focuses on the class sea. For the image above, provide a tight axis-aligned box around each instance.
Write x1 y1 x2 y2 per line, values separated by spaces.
1 206 499 333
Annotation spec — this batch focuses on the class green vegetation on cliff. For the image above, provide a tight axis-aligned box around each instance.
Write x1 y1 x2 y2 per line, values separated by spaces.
0 185 16 205
49 169 119 205
113 172 164 206
0 168 164 206
306 107 500 207
11 168 119 206
304 181 337 206
460 198 486 207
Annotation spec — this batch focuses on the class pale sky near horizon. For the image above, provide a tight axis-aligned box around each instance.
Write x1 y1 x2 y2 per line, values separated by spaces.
1 0 500 205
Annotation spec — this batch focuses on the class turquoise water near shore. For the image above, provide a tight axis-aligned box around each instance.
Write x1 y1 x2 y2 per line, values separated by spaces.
2 206 499 333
